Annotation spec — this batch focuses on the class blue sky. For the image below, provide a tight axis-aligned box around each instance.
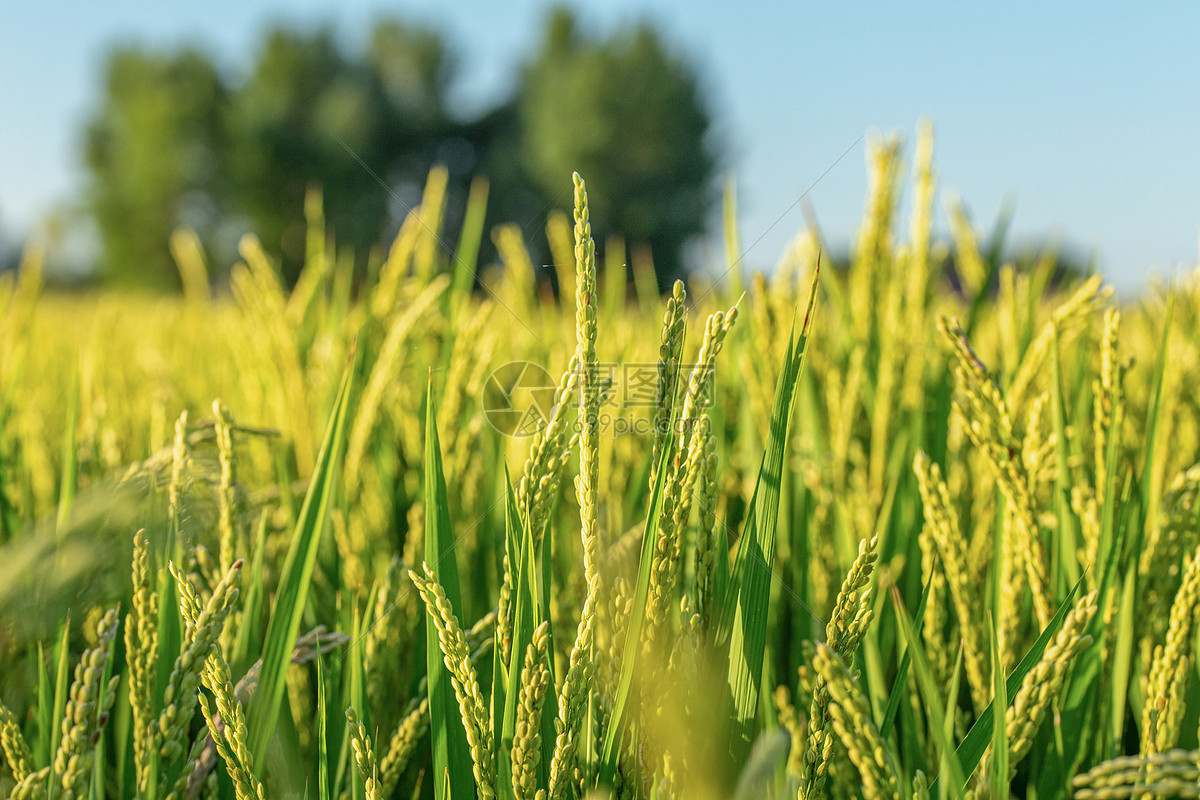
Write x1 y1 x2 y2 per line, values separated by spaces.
1 1 1198 291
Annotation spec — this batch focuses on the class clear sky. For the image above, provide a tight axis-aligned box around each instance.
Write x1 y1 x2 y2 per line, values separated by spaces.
1 1 1198 291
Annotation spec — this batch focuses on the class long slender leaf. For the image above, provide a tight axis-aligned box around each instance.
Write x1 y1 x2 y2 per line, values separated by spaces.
929 573 1086 796
892 587 966 800
497 469 537 800
598 425 676 786
1108 559 1138 758
317 643 330 800
988 614 1009 800
1050 333 1081 589
879 564 935 739
249 350 355 771
423 381 476 800
49 621 70 765
719 262 819 770
348 607 368 800
1139 285 1174 537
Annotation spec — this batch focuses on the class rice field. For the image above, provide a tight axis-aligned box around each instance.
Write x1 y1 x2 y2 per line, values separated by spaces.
2 125 1200 800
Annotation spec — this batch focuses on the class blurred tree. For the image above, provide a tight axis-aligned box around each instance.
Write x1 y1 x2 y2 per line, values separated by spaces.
84 47 227 289
84 22 457 288
518 7 718 288
227 22 453 282
81 10 719 292
0 211 17 275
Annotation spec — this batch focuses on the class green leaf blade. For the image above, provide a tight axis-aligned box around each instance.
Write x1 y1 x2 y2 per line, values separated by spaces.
248 351 355 772
423 381 476 800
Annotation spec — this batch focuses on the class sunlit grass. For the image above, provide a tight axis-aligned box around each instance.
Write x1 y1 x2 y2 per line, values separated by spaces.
1 126 1199 799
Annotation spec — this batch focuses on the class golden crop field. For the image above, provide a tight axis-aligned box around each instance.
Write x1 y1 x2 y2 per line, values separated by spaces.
2 126 1199 800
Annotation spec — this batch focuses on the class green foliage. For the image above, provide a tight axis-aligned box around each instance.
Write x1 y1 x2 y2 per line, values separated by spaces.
226 23 452 279
519 7 716 288
83 19 455 288
4 130 1200 800
81 10 718 291
422 384 476 800
719 271 817 774
248 351 353 770
84 46 227 289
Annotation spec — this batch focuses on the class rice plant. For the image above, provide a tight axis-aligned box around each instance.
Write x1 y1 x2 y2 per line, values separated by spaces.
1 125 1199 800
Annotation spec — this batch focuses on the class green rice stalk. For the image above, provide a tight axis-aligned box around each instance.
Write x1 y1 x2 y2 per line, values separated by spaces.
1143 544 1200 756
914 451 989 711
232 234 315 475
813 643 901 800
410 563 496 797
692 425 720 628
1090 309 1125 564
773 685 804 779
646 414 712 640
181 627 350 798
380 697 429 798
548 173 602 800
213 399 238 576
650 279 687 490
900 121 936 410
939 314 1054 630
512 621 552 800
198 651 263 800
979 590 1098 784
1072 749 1200 800
603 577 633 699
515 355 582 537
168 227 212 307
347 706 381 800
494 224 539 312
801 535 879 800
913 770 930 800
503 355 582 659
545 210 575 314
1139 466 1200 648
1 695 35 781
945 194 987 296
282 185 329 326
372 209 422 320
9 767 51 800
49 607 121 800
125 528 159 789
154 559 242 771
1006 275 1109 412
377 612 494 796
827 535 879 657
167 410 190 550
365 557 420 723
345 275 449 500
414 165 449 283
917 512 951 687
677 305 739 462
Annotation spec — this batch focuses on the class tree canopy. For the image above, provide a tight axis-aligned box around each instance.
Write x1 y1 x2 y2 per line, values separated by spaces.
82 8 719 291
85 47 228 289
519 8 716 288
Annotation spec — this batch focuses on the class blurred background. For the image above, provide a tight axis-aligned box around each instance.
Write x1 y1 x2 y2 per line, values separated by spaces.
1 0 1198 295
